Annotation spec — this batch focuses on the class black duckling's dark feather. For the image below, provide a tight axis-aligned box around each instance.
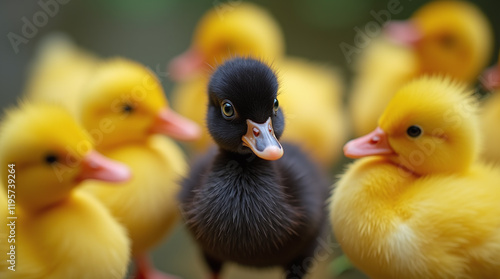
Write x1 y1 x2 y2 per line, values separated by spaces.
180 143 329 267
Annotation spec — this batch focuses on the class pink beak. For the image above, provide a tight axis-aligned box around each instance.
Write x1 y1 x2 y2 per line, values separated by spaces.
149 108 201 141
168 48 205 81
344 127 395 159
384 20 423 47
481 64 500 91
242 118 283 161
76 151 131 183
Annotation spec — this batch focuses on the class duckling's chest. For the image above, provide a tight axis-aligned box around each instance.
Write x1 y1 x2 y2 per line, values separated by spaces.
330 158 420 276
18 193 130 278
184 161 305 265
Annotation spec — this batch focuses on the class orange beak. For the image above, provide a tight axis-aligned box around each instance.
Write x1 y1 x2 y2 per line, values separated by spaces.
76 151 131 183
149 108 201 141
384 20 423 47
344 127 395 159
242 118 283 161
168 48 205 81
481 64 500 91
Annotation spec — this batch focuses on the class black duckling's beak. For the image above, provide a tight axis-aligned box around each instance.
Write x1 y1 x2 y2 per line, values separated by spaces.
242 117 283 160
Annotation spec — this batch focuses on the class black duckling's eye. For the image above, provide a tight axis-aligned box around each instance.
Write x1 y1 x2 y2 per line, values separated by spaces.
122 103 134 114
44 153 59 165
273 98 279 114
221 100 235 120
406 125 422 138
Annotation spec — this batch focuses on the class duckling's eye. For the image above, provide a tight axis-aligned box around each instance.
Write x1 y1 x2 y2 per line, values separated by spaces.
406 125 422 138
273 98 279 114
439 34 456 49
221 100 235 120
122 103 134 114
44 153 59 165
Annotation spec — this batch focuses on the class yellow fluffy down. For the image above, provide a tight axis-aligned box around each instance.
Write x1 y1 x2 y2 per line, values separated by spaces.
0 103 130 279
331 76 500 279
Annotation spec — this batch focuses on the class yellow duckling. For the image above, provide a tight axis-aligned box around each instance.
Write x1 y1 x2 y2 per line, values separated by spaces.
168 2 284 80
331 76 500 278
480 51 500 164
0 103 131 279
23 33 99 115
79 58 200 279
168 2 346 167
350 0 493 136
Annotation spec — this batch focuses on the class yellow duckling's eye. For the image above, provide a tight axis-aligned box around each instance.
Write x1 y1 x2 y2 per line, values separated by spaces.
407 125 422 138
221 100 235 120
44 153 59 165
273 98 279 114
439 34 457 49
122 103 134 114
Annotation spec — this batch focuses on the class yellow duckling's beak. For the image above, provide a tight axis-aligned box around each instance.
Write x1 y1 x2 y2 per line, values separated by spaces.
384 20 423 47
168 48 205 81
149 108 201 141
242 118 283 161
482 64 500 91
75 151 131 183
344 127 395 159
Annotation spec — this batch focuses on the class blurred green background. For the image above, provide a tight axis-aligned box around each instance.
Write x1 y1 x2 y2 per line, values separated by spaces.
0 1 499 278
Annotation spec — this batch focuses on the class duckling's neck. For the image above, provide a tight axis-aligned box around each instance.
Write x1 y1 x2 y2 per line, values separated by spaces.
218 149 269 168
18 190 73 214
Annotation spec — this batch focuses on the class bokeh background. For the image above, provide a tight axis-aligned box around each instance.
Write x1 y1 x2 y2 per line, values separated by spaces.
1 1 499 278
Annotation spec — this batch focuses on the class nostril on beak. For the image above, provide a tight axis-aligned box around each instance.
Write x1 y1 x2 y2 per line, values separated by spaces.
253 128 260 137
370 136 380 144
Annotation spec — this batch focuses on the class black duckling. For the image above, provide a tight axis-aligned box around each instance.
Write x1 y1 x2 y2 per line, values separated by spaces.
180 57 330 279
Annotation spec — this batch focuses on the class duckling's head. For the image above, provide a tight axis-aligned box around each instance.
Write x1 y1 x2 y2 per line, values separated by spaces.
345 76 479 175
386 1 493 83
169 3 285 81
0 103 131 211
80 58 200 150
207 57 284 160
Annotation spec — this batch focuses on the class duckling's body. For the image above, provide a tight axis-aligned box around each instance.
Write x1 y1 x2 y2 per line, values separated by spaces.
331 77 500 278
182 142 327 268
11 191 131 279
0 104 131 279
169 3 345 167
78 58 199 279
180 58 329 278
84 135 185 255
334 157 500 278
350 1 493 136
